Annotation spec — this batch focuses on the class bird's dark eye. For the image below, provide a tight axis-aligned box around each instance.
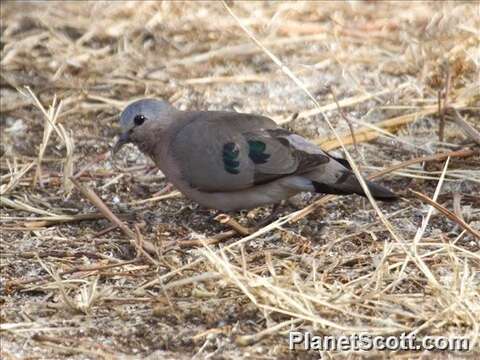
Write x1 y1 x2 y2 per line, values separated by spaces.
134 114 146 126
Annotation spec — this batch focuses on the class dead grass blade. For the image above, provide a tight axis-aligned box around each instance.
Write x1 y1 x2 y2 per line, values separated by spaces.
274 83 411 125
0 160 35 195
18 87 75 193
449 108 480 145
410 190 480 240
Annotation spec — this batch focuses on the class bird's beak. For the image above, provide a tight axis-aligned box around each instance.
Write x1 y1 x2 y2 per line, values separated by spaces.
112 131 131 154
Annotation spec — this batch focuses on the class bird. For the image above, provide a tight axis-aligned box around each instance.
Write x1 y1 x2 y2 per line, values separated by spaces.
113 98 397 212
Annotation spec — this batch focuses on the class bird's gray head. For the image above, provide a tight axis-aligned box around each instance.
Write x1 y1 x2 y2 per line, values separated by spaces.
113 98 175 154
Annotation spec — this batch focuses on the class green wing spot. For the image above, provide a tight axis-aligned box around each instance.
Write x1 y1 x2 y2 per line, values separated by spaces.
223 142 240 174
248 140 270 164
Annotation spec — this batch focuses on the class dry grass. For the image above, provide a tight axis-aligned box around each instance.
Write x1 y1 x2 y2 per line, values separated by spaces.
1 1 479 359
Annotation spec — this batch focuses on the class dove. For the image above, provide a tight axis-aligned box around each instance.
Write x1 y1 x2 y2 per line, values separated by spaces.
113 98 397 211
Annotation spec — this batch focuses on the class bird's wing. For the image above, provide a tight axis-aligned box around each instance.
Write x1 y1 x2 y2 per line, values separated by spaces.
169 112 329 192
243 128 330 184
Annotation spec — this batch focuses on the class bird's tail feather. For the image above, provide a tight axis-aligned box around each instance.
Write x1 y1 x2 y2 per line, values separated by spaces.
312 175 398 202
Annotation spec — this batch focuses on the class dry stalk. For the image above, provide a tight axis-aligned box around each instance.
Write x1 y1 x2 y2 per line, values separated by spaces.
274 82 411 125
72 151 110 179
69 177 157 256
235 318 302 346
316 104 466 151
70 177 135 238
410 190 480 240
438 71 450 142
1 197 59 217
214 214 252 236
0 160 35 195
329 86 358 151
449 108 480 145
19 87 75 193
35 255 110 315
163 230 238 251
129 190 182 205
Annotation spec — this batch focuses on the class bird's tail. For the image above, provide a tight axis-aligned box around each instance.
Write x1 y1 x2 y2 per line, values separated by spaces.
311 173 398 201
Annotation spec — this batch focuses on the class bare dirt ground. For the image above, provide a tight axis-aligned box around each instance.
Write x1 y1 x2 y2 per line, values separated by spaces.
1 1 479 359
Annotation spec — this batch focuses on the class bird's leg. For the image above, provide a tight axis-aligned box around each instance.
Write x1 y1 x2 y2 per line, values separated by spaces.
152 182 174 197
206 209 223 222
254 202 283 229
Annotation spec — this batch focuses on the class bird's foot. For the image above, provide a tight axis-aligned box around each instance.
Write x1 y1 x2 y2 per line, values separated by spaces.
251 203 283 230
